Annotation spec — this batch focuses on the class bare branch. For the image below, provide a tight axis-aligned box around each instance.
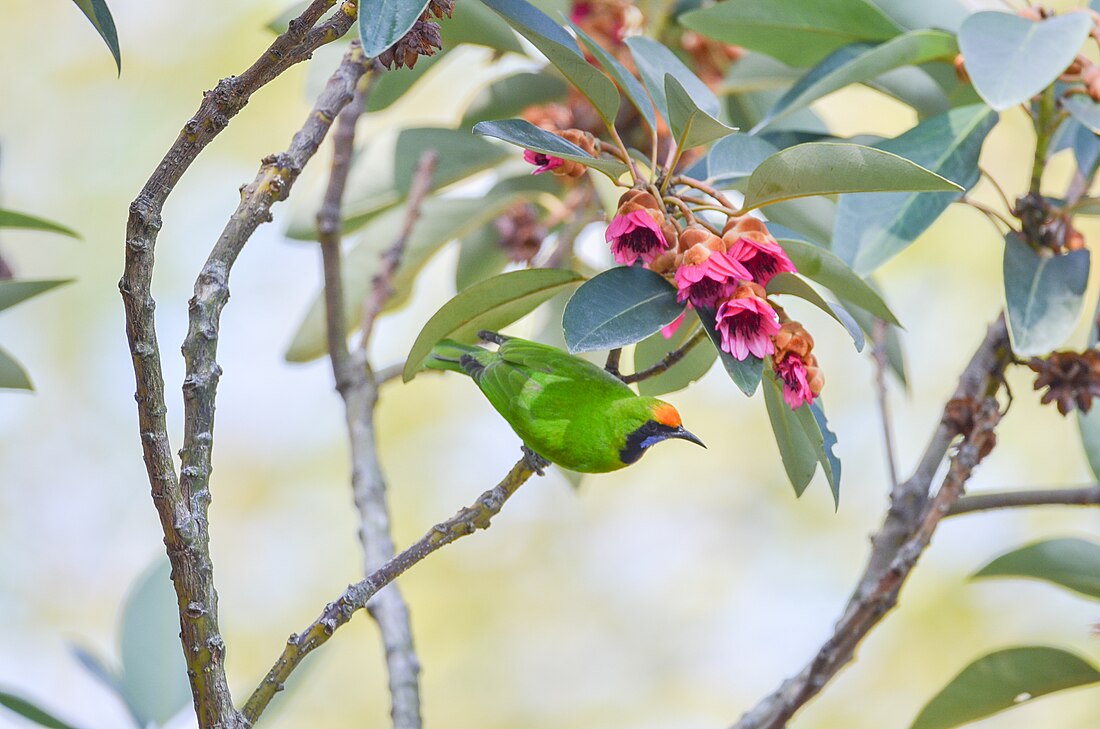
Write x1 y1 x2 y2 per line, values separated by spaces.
730 316 1010 729
604 348 623 378
119 5 357 725
949 484 1100 516
360 152 439 345
374 362 407 387
622 328 706 385
318 73 424 729
242 457 542 724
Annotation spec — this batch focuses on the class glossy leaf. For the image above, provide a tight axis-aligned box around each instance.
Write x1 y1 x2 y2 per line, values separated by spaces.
404 268 585 381
563 267 684 353
455 226 510 291
834 104 997 273
0 691 78 729
741 142 961 212
767 273 865 351
679 0 902 68
776 238 899 325
697 307 763 396
440 0 524 53
1079 293 1100 479
393 128 508 192
288 191 539 361
870 0 969 34
473 119 629 180
0 346 32 391
118 559 191 727
0 280 71 314
571 22 657 134
758 31 957 131
973 538 1100 601
911 646 1100 729
625 36 720 123
763 371 818 496
481 0 620 125
70 0 120 73
958 11 1092 111
0 209 80 238
1003 234 1089 357
460 72 568 129
706 133 779 182
665 75 737 151
633 318 717 397
812 401 842 507
359 0 433 57
866 65 952 120
1063 95 1100 136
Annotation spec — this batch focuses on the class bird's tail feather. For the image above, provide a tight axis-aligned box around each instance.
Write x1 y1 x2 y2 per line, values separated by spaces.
424 339 483 374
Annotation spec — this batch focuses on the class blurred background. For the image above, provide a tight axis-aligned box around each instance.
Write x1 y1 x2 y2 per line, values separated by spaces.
1 1 1098 727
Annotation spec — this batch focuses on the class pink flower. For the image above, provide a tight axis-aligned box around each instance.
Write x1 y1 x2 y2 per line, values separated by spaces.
715 292 780 360
523 149 564 175
726 234 796 286
674 246 752 309
606 208 668 266
661 311 687 339
775 353 815 409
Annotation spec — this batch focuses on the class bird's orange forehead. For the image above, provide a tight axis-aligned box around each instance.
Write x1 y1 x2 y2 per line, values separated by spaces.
651 402 682 428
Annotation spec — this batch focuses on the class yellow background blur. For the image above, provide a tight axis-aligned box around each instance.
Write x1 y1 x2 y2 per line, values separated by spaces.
1 1 1098 727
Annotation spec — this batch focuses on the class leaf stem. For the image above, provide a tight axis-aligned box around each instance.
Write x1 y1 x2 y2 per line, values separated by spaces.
623 328 706 384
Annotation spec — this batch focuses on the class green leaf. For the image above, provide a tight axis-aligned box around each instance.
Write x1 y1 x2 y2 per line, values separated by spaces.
762 370 818 496
865 65 952 120
69 644 126 703
404 268 584 381
480 0 621 125
678 0 903 68
440 0 524 53
456 226 510 291
287 191 539 361
741 142 963 212
0 280 71 314
460 72 568 129
0 346 33 391
696 306 763 396
811 401 842 507
571 23 657 134
911 646 1100 729
846 300 909 388
958 11 1093 111
1003 234 1089 357
0 209 80 238
833 104 997 274
776 238 899 325
0 691 79 729
766 272 865 351
366 54 443 113
1079 403 1100 480
633 316 717 397
625 36 720 125
359 0 433 57
118 559 191 727
393 128 509 192
1063 94 1100 136
562 267 684 353
973 537 1100 601
706 133 779 182
70 0 120 73
665 75 737 151
472 118 629 180
720 52 803 96
757 31 958 130
870 0 969 34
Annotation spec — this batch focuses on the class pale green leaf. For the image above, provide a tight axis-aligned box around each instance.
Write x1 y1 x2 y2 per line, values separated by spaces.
1003 234 1089 357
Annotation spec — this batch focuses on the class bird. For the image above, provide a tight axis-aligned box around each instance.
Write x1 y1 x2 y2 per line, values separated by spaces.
425 330 705 473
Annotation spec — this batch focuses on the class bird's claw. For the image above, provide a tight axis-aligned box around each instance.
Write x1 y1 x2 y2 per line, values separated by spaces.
521 446 549 476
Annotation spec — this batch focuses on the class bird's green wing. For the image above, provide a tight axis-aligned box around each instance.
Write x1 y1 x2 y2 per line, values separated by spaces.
497 338 632 392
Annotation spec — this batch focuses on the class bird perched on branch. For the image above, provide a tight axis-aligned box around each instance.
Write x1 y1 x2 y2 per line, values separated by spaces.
425 331 705 473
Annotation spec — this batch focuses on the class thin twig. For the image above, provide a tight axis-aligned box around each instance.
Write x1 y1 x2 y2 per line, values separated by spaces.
729 316 1010 729
360 151 439 345
119 5 357 725
871 319 899 491
622 328 706 384
318 70 424 729
671 175 738 211
961 197 1018 231
242 456 542 724
374 362 407 387
605 348 623 378
949 484 1100 516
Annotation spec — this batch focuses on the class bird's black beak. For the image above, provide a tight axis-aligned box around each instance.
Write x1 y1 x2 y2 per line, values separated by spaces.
669 425 706 449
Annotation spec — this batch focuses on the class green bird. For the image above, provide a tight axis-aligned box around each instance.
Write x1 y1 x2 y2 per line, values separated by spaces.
425 331 705 473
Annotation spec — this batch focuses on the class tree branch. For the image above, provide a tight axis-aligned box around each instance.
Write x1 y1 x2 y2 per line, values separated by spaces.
242 456 542 724
318 83 429 729
949 484 1100 516
729 315 1010 729
118 5 357 727
622 328 706 384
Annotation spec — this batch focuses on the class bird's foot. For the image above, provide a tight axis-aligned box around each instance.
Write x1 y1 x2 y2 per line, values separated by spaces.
521 446 550 476
478 330 511 346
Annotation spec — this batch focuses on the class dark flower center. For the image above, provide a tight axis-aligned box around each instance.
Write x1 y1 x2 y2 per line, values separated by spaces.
620 227 661 253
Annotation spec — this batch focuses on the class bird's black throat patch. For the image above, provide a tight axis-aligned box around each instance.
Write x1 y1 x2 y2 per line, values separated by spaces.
459 354 485 378
619 419 675 465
